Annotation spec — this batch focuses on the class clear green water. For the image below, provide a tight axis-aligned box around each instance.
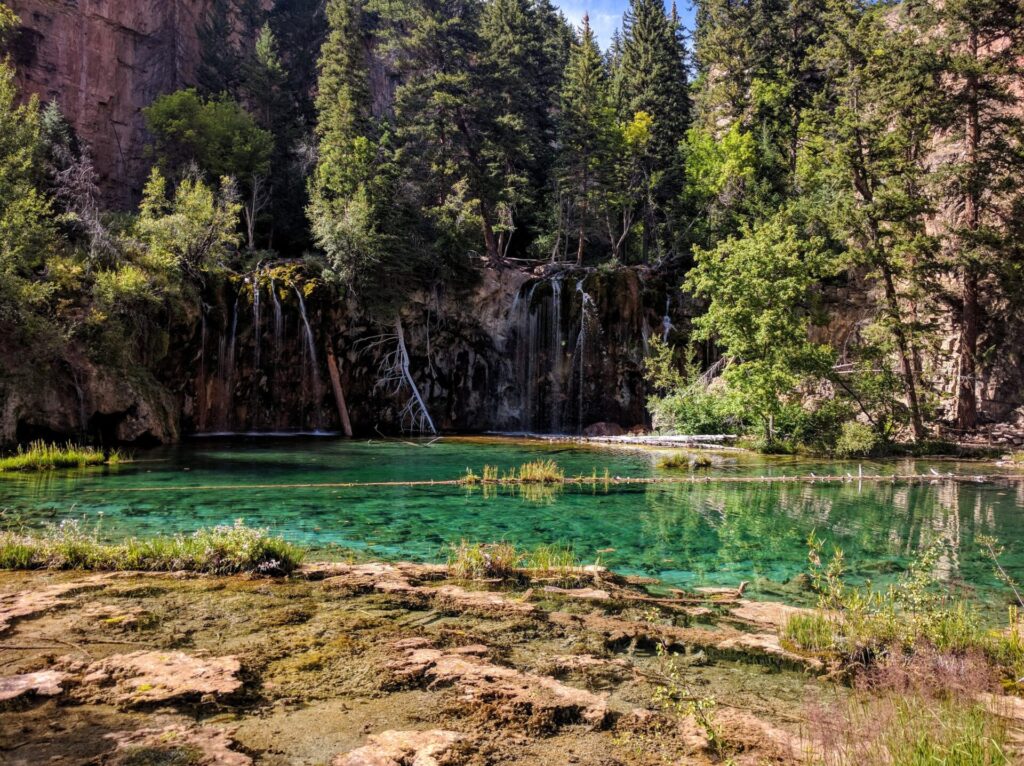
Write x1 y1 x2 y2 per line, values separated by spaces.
1 436 1022 604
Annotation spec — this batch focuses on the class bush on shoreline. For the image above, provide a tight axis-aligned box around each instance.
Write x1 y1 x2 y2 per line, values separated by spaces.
0 519 303 575
0 441 125 473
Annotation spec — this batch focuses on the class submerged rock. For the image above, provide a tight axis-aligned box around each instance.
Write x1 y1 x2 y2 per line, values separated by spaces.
105 724 252 765
60 650 242 705
0 576 111 634
387 639 609 730
333 729 465 766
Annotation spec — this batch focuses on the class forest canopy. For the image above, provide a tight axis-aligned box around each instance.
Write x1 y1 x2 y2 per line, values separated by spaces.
0 0 1021 448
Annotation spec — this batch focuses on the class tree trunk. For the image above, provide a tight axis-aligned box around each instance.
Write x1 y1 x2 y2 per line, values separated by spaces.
958 266 980 431
479 202 500 262
881 265 926 442
957 34 982 431
326 344 353 438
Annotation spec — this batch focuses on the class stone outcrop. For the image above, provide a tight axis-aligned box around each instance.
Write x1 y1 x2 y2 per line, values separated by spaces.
9 0 212 208
0 576 112 634
0 355 179 446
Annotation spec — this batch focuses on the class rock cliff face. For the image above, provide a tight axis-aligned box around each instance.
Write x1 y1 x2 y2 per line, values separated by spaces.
8 0 211 208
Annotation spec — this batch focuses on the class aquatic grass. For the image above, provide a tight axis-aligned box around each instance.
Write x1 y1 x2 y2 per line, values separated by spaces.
656 451 714 470
461 460 564 485
522 543 578 574
514 459 564 483
446 540 520 579
0 519 303 575
447 540 583 580
0 440 125 472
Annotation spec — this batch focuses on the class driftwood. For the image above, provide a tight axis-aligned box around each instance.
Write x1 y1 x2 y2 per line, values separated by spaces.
325 345 353 437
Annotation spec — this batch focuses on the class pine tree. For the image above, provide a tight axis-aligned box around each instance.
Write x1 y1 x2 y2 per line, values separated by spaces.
393 0 505 262
614 0 690 262
799 0 942 441
931 0 1024 430
309 0 389 287
479 0 560 257
692 0 827 225
557 14 617 264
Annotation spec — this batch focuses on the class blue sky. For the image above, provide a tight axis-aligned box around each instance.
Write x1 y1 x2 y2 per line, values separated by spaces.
553 0 697 50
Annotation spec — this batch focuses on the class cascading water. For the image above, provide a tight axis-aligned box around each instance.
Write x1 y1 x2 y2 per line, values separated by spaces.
271 280 284 356
512 273 592 434
662 296 674 342
573 279 597 434
549 276 564 434
294 286 324 431
252 278 262 372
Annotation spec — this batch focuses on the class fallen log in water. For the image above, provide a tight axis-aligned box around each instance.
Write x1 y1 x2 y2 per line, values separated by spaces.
82 472 1024 493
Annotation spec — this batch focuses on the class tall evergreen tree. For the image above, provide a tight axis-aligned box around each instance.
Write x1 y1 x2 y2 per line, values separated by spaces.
557 14 617 264
930 0 1024 429
799 0 942 441
393 0 505 262
615 0 690 262
479 0 560 257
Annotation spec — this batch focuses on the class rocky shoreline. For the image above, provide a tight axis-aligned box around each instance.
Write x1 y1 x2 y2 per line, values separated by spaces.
1 563 1021 765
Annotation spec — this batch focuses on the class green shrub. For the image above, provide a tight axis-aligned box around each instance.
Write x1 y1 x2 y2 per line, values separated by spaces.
648 385 743 435
834 421 880 458
0 519 302 575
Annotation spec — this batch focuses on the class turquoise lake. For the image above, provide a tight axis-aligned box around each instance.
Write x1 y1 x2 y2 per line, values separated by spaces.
1 436 1023 605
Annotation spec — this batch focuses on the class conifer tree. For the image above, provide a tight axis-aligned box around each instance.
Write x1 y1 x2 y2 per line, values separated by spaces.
393 0 505 262
931 0 1024 429
615 0 690 262
480 0 559 257
557 14 617 264
799 0 941 441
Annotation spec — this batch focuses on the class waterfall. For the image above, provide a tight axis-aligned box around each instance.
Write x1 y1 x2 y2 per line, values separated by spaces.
549 276 564 434
515 281 540 432
271 279 284 356
294 286 324 431
252 278 262 372
574 279 597 433
219 293 241 430
662 296 674 342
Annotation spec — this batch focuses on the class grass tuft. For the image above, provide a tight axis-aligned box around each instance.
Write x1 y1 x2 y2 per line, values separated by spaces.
656 451 715 470
446 540 582 580
461 460 564 485
781 612 834 653
446 540 520 579
0 440 126 472
0 519 303 575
